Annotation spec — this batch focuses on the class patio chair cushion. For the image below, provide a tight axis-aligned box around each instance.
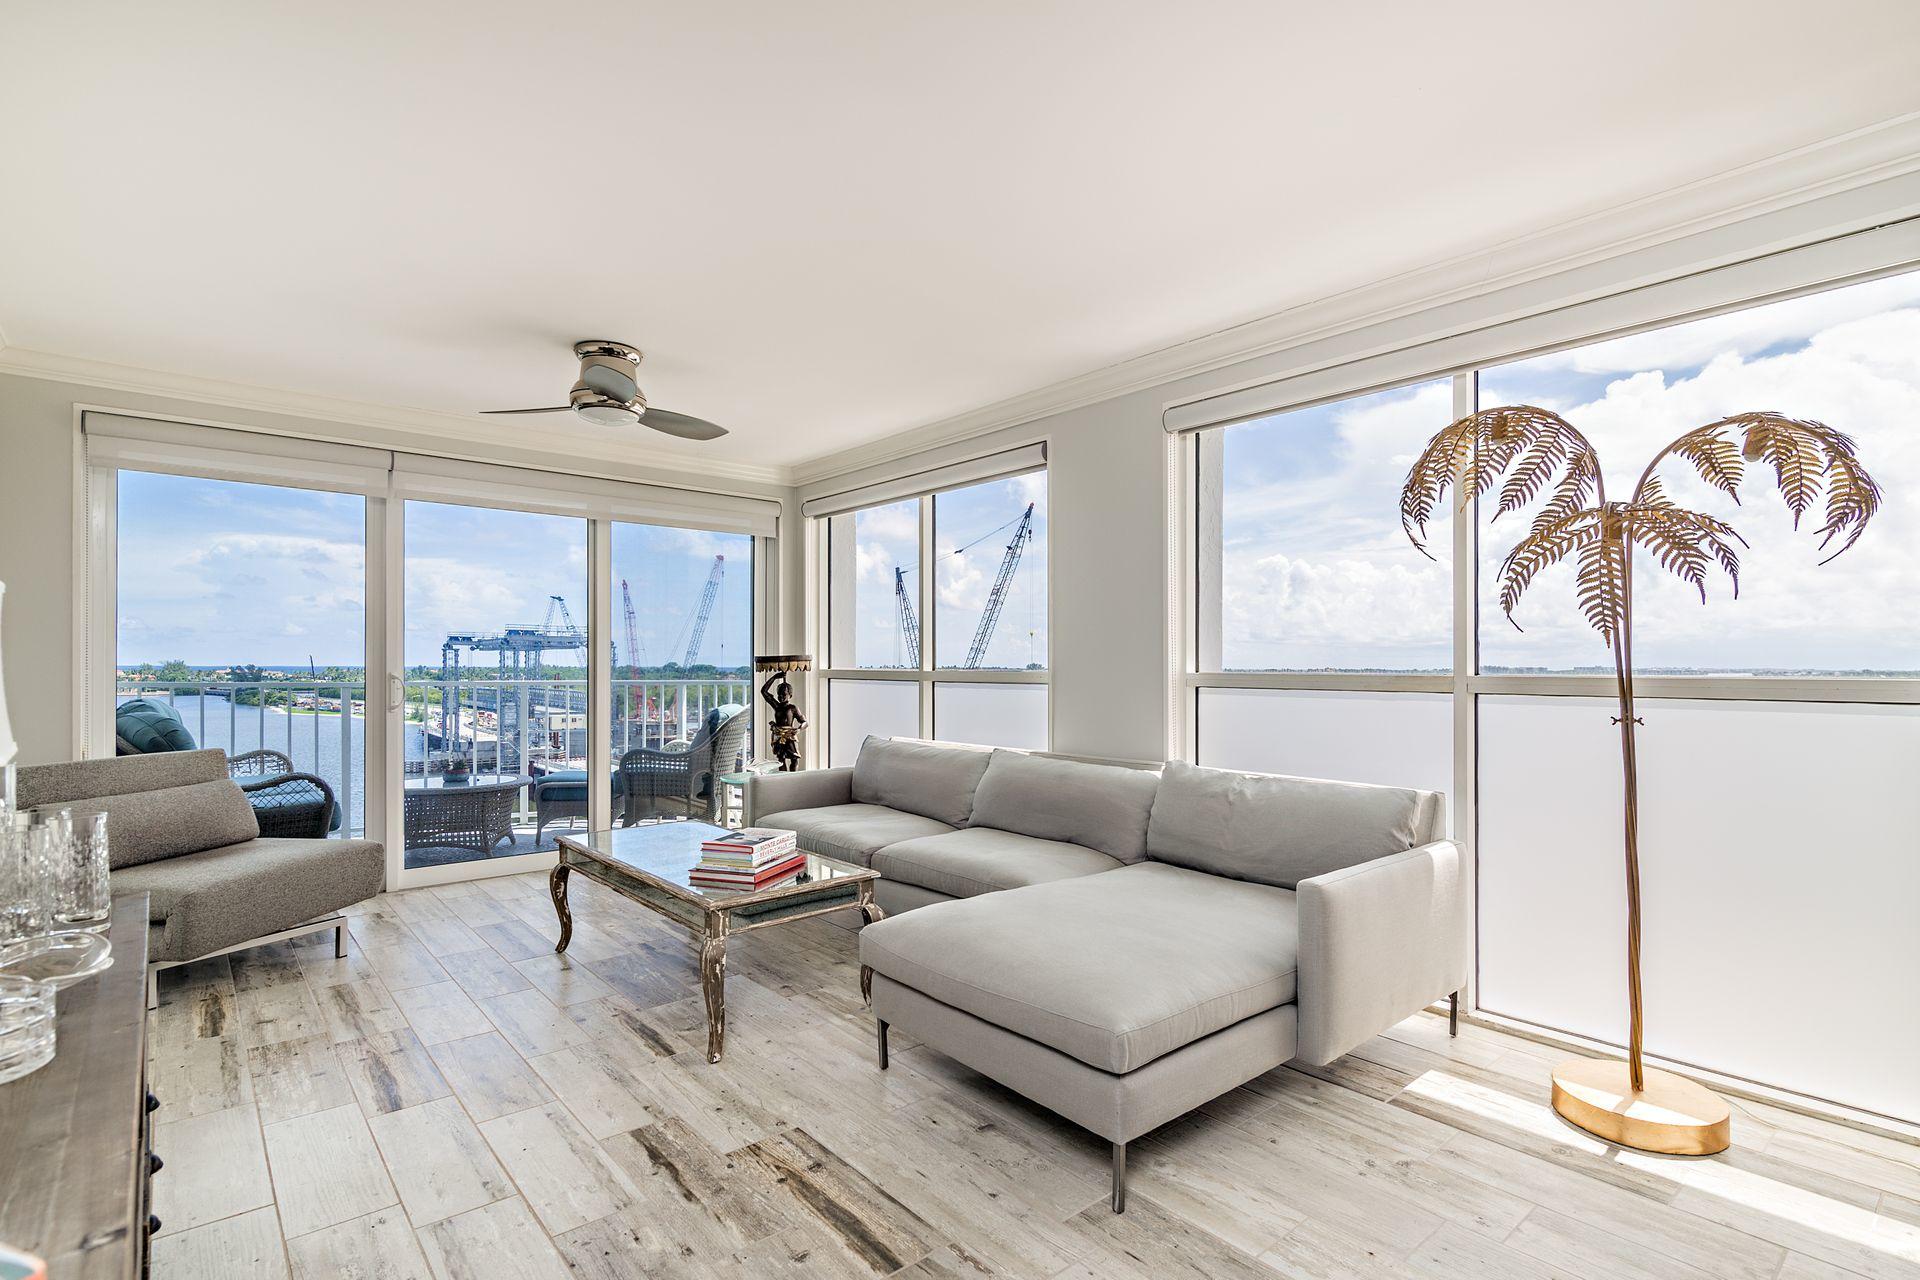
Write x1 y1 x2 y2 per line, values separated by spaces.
967 750 1160 863
1145 760 1439 890
755 802 954 868
872 827 1124 900
859 861 1299 1073
534 770 623 802
116 835 386 963
113 697 199 754
849 736 992 828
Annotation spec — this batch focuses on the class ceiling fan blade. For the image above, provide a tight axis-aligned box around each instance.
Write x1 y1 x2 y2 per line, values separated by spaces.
642 408 729 441
480 406 572 415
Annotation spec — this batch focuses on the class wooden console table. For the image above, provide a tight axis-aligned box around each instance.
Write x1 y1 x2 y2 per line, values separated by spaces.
0 897 155 1278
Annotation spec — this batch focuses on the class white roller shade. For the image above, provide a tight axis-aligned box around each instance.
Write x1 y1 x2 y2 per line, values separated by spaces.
83 413 392 495
391 454 779 536
800 443 1047 518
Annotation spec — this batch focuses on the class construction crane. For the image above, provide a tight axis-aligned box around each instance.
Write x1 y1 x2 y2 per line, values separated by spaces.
682 555 724 668
619 578 643 675
542 596 589 666
963 503 1035 669
894 567 922 667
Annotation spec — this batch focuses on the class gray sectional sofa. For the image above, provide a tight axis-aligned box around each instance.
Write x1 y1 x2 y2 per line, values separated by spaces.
745 736 1468 1212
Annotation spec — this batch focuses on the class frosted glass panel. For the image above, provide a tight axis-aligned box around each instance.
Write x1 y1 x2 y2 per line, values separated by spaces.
1195 689 1452 825
1479 696 1920 1122
828 679 919 766
933 683 1047 750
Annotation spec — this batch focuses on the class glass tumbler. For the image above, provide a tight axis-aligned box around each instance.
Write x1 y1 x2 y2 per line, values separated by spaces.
0 815 53 960
56 811 112 934
0 973 56 1083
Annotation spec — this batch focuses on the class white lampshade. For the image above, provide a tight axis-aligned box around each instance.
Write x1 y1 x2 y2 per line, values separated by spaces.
0 581 15 766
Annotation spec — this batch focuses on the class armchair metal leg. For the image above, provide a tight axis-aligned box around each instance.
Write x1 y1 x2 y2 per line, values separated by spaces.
146 967 159 1012
877 1019 889 1070
1111 1142 1127 1213
335 923 347 959
1449 990 1460 1037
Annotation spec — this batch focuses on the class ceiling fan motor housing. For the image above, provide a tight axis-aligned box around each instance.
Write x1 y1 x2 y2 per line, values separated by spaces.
571 340 646 423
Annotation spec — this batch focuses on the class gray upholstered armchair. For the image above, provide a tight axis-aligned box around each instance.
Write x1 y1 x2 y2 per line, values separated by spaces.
619 703 749 825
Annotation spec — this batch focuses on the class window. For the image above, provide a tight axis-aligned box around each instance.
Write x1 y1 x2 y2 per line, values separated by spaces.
607 522 754 827
1480 272 1920 676
1183 264 1920 1124
820 468 1049 759
116 471 368 836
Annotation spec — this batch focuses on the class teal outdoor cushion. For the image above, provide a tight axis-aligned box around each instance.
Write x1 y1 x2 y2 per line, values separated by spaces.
115 698 198 754
536 769 623 801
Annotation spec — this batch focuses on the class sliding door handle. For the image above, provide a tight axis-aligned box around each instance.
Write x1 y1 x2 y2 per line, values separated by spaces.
387 674 403 711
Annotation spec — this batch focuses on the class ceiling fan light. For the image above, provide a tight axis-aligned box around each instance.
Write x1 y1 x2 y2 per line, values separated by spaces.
575 400 636 427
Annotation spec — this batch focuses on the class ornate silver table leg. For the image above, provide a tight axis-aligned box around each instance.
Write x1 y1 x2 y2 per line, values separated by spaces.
549 864 572 953
700 915 730 1063
857 883 885 1005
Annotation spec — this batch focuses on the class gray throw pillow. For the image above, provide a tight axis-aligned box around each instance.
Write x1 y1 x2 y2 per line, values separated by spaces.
850 736 992 828
967 751 1160 862
1145 760 1430 889
70 778 261 870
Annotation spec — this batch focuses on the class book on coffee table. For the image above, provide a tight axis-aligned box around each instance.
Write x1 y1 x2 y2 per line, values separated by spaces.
688 849 808 889
697 827 797 868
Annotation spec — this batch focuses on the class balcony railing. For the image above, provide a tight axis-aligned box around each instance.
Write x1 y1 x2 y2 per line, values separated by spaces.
116 677 752 842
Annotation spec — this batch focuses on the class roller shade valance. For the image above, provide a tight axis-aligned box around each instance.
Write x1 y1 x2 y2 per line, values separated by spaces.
800 442 1047 519
83 413 392 495
391 453 780 536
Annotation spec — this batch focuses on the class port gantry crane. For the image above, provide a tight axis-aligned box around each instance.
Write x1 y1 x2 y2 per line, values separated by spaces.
892 502 1035 669
682 555 725 668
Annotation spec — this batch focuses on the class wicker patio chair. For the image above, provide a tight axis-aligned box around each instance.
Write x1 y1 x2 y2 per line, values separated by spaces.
228 748 295 777
618 704 749 825
237 772 339 839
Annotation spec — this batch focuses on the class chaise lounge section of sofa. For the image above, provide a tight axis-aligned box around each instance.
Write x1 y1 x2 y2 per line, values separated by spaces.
745 736 1468 1212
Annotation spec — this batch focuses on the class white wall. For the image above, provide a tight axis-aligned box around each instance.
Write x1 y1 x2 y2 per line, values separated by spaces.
0 372 804 765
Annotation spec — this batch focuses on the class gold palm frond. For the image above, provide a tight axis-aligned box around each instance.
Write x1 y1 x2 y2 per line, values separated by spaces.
1636 412 1882 561
1400 405 1599 559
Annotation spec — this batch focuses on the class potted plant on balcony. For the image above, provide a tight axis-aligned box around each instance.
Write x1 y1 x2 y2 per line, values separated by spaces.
1400 406 1881 1156
442 755 472 786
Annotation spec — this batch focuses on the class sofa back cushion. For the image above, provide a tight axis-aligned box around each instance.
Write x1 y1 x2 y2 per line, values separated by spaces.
967 751 1159 863
17 748 229 809
850 736 992 828
1145 760 1440 889
71 778 261 870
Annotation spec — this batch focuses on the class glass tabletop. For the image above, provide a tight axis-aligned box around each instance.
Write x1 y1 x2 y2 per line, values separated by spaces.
558 821 872 902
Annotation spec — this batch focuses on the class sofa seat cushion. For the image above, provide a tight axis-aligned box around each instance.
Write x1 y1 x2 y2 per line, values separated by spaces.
757 803 954 868
860 862 1298 1073
872 828 1124 900
114 836 385 963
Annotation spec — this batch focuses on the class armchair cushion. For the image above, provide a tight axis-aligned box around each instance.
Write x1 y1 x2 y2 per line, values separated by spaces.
72 777 262 869
18 748 227 808
850 736 992 828
1145 760 1442 890
533 770 624 802
117 835 386 963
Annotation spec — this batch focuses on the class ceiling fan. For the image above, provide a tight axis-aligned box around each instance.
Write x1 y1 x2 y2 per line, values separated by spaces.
483 340 727 440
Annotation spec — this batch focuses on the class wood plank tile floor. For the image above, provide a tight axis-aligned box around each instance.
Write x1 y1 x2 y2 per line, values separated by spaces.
144 871 1920 1279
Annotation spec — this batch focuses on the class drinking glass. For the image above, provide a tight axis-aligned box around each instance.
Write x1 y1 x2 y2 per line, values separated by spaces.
0 815 52 960
0 973 56 1083
56 811 112 934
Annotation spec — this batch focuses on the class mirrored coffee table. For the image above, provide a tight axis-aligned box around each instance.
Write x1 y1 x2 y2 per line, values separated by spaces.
552 822 881 1063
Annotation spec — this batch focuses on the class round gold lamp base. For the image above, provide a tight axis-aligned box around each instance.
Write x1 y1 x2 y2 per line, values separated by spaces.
1550 1058 1731 1156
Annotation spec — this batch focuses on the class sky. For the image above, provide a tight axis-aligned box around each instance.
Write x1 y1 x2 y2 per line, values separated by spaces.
830 472 1049 670
116 481 753 672
1216 269 1920 675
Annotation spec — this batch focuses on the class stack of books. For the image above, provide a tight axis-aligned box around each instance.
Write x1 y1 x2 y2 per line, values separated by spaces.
689 827 806 890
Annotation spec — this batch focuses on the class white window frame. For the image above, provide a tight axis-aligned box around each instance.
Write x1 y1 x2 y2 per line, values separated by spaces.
1173 226 1920 1119
809 462 1051 763
77 410 779 890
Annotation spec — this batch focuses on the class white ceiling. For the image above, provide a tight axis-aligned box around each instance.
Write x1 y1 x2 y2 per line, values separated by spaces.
4 2 1920 472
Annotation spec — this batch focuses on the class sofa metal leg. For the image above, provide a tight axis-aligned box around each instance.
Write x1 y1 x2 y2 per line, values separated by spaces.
335 923 346 959
1449 990 1460 1037
1111 1142 1127 1213
877 1019 889 1070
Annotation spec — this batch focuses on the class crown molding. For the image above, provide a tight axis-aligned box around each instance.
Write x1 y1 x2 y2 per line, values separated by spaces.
0 345 794 488
790 112 1920 488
